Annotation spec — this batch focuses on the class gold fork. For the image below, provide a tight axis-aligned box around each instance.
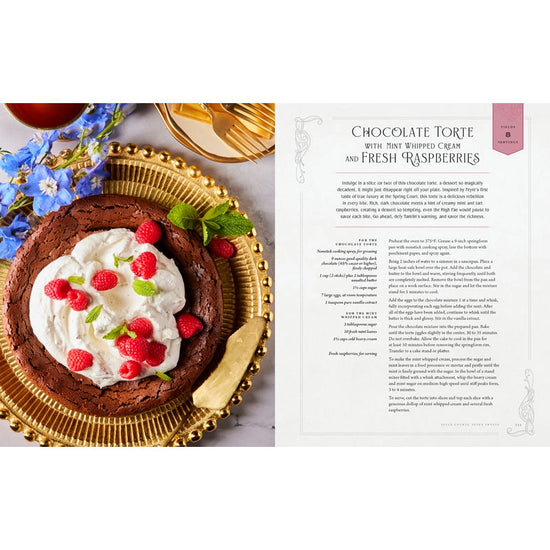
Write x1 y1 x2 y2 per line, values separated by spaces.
223 103 275 139
201 103 267 161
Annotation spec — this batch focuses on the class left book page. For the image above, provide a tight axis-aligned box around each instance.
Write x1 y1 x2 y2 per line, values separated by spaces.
275 103 550 446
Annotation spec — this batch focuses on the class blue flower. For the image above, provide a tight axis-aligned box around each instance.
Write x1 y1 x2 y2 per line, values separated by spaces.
58 103 136 143
87 140 109 164
0 130 58 179
75 160 109 198
26 129 59 159
0 182 18 217
0 213 30 260
60 104 111 142
19 164 74 216
0 147 36 178
95 103 117 115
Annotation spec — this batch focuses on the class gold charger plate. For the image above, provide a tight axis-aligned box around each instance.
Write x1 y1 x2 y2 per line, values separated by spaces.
0 142 273 446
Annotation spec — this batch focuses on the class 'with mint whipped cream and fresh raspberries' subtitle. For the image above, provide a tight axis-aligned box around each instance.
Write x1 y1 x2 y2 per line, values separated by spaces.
29 221 205 387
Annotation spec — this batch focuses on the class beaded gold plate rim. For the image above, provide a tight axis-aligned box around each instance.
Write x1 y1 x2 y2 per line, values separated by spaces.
0 142 273 446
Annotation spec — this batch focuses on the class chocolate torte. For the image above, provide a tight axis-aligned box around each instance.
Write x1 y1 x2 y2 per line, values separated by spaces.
2 194 223 417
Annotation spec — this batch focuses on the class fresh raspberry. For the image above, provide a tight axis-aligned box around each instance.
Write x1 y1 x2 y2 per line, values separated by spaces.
208 238 236 259
146 341 167 366
91 269 118 291
44 278 71 300
67 348 93 372
67 289 89 311
115 334 132 356
130 251 157 279
124 335 150 362
176 313 204 339
119 360 142 380
135 220 162 245
127 317 153 339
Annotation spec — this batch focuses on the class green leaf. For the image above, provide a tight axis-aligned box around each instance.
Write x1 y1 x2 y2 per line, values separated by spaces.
201 220 214 246
167 200 254 248
85 305 103 323
167 203 199 230
102 324 137 340
203 201 229 220
156 372 173 381
103 325 125 340
68 275 85 285
204 219 221 231
113 254 133 268
210 211 254 237
132 279 156 296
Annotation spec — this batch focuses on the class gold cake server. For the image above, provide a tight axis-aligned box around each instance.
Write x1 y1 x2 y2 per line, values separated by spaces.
161 316 267 445
192 316 266 410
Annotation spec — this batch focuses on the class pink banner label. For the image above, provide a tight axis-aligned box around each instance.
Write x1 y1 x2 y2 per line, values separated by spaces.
492 103 524 155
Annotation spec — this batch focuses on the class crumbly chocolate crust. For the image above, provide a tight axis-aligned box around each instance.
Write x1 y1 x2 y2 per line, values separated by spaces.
2 195 223 417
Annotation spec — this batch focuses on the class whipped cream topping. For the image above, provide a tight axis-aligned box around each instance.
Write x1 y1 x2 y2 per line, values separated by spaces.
29 228 186 387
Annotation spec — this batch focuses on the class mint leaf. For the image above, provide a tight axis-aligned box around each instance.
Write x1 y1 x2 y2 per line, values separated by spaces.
132 279 156 296
103 325 125 340
167 200 254 247
113 254 133 268
167 203 199 230
204 219 221 231
68 275 85 285
102 324 137 340
201 220 214 246
203 201 229 220
85 305 103 323
156 372 173 381
210 211 254 237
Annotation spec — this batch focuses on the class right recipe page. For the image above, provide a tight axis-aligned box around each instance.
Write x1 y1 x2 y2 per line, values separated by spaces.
275 103 550 445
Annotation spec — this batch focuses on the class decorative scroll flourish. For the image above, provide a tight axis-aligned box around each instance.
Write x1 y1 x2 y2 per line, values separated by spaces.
507 369 534 436
295 116 322 184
